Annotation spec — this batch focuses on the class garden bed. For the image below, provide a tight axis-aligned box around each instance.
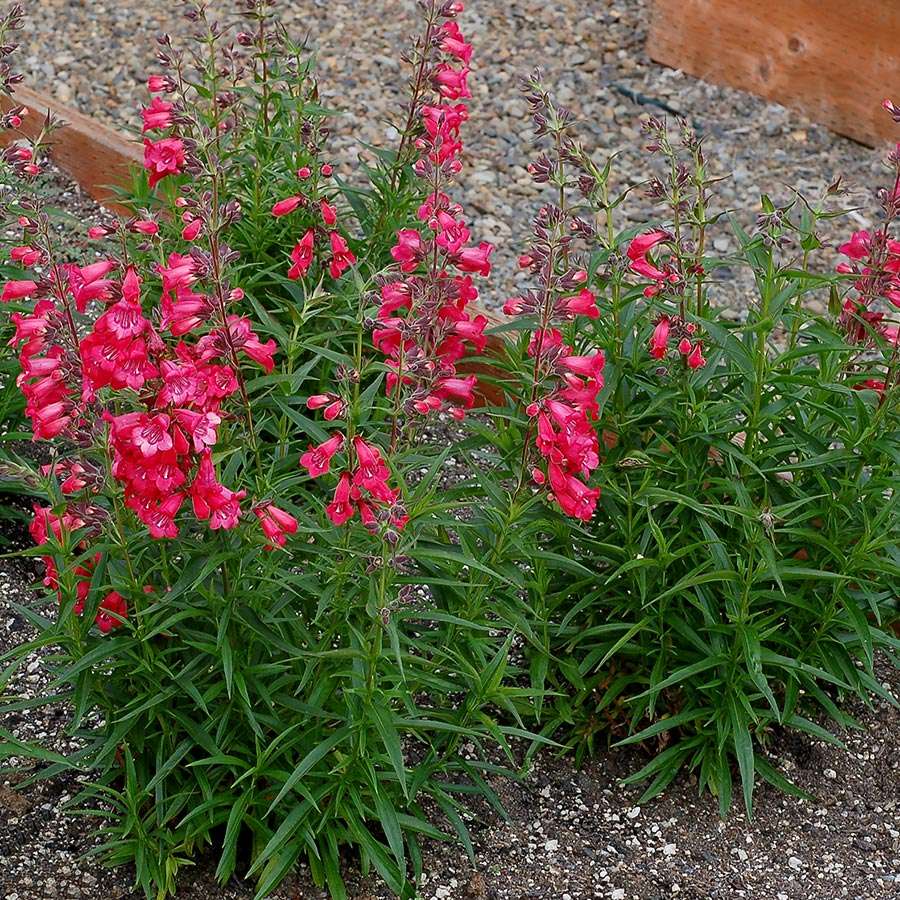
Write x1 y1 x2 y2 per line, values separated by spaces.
1 171 898 900
1 2 898 898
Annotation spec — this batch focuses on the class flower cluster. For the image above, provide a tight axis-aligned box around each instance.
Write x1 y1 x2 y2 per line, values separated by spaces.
300 431 407 532
270 157 355 281
29 503 127 634
372 2 489 423
503 80 605 522
647 313 706 369
4 208 289 558
626 232 708 368
626 230 679 297
836 228 900 351
521 318 604 522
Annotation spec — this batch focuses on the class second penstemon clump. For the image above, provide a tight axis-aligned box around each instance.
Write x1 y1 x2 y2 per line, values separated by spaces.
492 76 898 814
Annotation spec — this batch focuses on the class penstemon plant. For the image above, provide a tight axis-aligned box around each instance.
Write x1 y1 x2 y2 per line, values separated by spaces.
0 3 534 899
492 76 899 815
0 1 897 898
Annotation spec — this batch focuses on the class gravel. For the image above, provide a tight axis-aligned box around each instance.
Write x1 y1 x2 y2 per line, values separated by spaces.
3 2 900 898
16 0 887 309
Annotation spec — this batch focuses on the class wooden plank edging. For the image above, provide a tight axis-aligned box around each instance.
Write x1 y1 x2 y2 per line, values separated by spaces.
648 0 900 148
0 85 142 215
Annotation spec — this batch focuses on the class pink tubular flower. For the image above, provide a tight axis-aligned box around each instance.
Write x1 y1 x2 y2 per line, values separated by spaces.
390 229 424 272
687 342 707 369
440 21 473 63
95 591 128 634
326 472 355 526
547 463 600 522
560 351 605 380
181 218 202 242
147 74 173 93
143 137 185 189
10 246 42 267
838 230 871 261
190 452 246 530
288 229 316 280
649 316 671 360
141 96 174 133
352 437 390 491
627 230 670 282
327 232 356 279
254 503 298 550
434 63 471 100
2 279 38 302
561 289 599 319
307 393 345 421
132 219 159 236
320 199 337 226
455 242 493 276
206 316 277 373
272 195 303 217
300 433 344 478
174 409 221 452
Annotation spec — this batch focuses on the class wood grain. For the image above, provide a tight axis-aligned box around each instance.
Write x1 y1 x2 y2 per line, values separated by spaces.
0 85 141 215
648 0 900 148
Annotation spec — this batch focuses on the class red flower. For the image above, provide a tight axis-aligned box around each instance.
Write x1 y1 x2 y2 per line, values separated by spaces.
143 137 186 189
390 229 423 273
560 351 605 380
203 316 277 373
561 289 599 319
351 437 391 495
300 433 344 478
95 591 128 634
10 246 42 267
181 218 202 241
320 199 337 226
272 195 303 217
254 503 298 550
141 96 174 133
455 242 493 276
132 219 159 236
326 472 355 526
649 316 671 360
327 232 356 279
147 74 173 93
288 229 315 279
687 342 707 369
1 279 38 302
627 231 670 282
434 63 471 100
837 230 871 261
439 21 473 63
190 452 246 530
547 463 600 522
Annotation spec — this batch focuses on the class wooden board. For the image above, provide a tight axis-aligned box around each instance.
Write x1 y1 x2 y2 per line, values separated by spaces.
648 0 900 148
0 85 141 215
